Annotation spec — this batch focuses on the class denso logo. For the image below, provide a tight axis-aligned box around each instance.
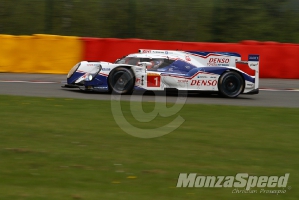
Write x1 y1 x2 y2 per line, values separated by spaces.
191 80 217 86
208 58 230 63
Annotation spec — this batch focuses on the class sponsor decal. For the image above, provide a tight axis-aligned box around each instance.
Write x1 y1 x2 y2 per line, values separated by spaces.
135 68 143 72
178 79 188 83
185 55 191 61
142 50 151 53
197 76 207 78
190 80 217 86
249 63 258 67
87 63 99 66
176 173 291 195
207 57 230 66
101 68 110 71
135 78 141 84
152 50 165 54
249 55 259 61
94 86 108 89
208 57 230 64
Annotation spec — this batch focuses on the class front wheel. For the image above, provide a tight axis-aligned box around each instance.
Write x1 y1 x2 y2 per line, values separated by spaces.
108 67 135 94
218 71 244 98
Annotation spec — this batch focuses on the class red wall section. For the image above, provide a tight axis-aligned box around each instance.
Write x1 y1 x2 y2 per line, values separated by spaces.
237 41 299 79
81 38 299 79
1 34 298 78
81 38 188 62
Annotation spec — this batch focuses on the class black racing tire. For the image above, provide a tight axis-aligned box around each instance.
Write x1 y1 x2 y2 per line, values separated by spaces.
108 67 135 94
218 71 244 98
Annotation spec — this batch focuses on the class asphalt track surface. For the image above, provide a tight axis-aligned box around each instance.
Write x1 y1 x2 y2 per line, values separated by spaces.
0 73 298 108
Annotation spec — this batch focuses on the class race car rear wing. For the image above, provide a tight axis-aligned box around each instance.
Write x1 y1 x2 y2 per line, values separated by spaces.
236 55 259 89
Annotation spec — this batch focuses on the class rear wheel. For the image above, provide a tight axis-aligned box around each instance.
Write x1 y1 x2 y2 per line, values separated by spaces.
108 67 135 94
218 71 244 98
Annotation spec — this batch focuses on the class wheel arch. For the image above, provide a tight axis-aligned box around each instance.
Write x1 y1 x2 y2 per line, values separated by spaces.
219 69 245 93
107 65 136 93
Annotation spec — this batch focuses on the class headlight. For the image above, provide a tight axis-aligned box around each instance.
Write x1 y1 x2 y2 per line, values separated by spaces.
84 73 97 81
84 64 102 81
67 63 81 78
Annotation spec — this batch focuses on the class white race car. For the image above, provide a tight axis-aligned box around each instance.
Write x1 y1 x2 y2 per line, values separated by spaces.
63 49 259 98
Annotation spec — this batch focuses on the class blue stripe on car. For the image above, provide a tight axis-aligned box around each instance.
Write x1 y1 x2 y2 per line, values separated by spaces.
67 72 84 84
186 51 241 57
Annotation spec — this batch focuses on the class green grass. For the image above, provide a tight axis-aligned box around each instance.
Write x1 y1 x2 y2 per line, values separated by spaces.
0 95 298 200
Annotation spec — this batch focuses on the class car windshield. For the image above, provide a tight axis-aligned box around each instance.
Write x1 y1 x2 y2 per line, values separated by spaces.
115 56 174 70
115 56 140 65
